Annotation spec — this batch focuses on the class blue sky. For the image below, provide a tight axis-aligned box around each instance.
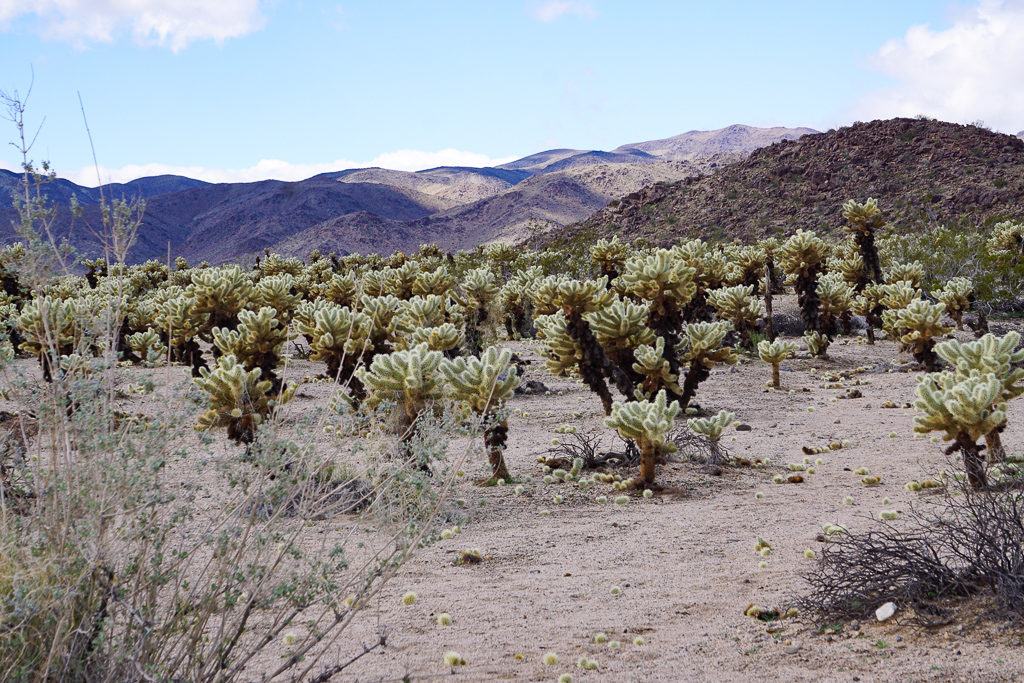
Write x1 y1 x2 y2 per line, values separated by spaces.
1 1 1022 185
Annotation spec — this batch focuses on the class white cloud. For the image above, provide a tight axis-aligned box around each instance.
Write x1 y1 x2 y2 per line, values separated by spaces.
531 1 596 23
0 0 266 50
54 148 521 187
854 0 1024 133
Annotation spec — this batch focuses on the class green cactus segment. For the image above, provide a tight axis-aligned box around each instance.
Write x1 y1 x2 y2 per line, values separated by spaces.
194 354 294 444
688 410 735 442
914 371 1006 489
676 321 737 410
757 338 798 388
454 267 500 354
605 389 680 485
932 277 974 330
988 220 1024 260
442 346 520 480
591 236 629 281
408 323 464 354
535 312 583 377
816 272 854 334
707 284 763 348
190 265 254 334
632 337 680 399
212 306 289 393
884 261 925 288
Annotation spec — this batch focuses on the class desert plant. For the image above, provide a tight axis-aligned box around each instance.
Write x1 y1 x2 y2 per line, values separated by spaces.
442 346 520 480
676 321 737 410
935 332 1024 462
757 338 798 388
816 272 855 334
933 277 974 330
125 328 167 365
194 353 294 444
914 371 1007 488
190 265 254 337
687 409 735 465
408 322 464 357
586 297 657 389
707 284 763 348
778 229 827 332
453 267 500 354
987 219 1024 262
853 282 885 343
605 389 680 485
894 299 952 371
885 261 925 288
297 304 373 397
212 306 290 395
356 343 447 456
154 292 207 375
591 235 630 282
802 330 830 358
632 337 680 399
412 265 455 297
841 198 885 285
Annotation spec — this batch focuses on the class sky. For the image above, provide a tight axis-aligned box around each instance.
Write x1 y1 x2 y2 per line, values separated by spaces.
0 0 1022 186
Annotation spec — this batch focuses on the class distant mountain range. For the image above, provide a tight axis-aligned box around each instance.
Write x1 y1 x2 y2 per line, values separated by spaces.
559 118 1024 246
0 124 813 263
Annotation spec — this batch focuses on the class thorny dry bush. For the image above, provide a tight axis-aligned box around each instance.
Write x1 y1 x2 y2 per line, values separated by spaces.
796 473 1024 626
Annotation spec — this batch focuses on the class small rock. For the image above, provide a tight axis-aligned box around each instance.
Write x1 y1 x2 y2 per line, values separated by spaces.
784 641 802 654
876 601 897 622
736 423 752 432
849 621 861 631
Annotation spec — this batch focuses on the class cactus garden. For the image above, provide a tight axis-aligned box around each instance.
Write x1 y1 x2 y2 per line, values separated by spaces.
5 198 1024 681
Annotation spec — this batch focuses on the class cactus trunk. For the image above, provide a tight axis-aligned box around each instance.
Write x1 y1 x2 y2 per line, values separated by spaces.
771 363 781 389
565 311 631 414
952 432 987 489
638 437 657 485
985 428 1006 463
484 419 511 481
680 362 709 411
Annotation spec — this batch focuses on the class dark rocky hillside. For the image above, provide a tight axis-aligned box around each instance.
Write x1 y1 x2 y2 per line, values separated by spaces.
560 118 1024 246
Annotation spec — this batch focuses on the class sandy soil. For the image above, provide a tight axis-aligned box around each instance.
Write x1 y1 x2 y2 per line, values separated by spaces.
5 297 1024 682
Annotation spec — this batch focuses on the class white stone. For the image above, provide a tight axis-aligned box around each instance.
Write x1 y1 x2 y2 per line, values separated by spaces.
875 601 897 622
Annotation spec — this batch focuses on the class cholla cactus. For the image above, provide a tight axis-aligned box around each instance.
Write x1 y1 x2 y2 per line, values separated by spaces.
841 198 885 284
360 294 403 354
893 299 951 370
408 323 464 356
190 265 254 334
297 304 373 395
988 220 1024 261
591 235 630 282
688 409 734 441
454 267 500 354
534 277 628 414
154 293 207 375
620 249 697 326
676 321 737 410
320 273 359 306
397 294 449 330
586 297 656 379
605 389 680 485
412 267 455 297
853 283 885 344
357 343 446 445
194 354 294 444
778 230 827 332
727 245 768 289
707 284 763 348
803 330 830 359
914 371 1007 488
14 295 87 381
500 266 542 339
212 306 289 394
757 338 798 388
884 261 925 288
126 328 167 365
879 280 922 341
442 346 520 480
535 312 583 377
254 273 301 322
632 337 679 399
816 272 854 334
384 261 421 299
674 239 729 322
936 332 1024 461
932 277 974 330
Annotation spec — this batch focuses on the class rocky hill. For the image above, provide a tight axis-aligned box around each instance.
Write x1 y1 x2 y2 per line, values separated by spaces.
0 125 814 263
613 124 818 161
560 118 1024 246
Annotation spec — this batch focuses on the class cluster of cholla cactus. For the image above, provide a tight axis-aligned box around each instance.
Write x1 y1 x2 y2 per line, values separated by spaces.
707 284 763 349
194 354 295 444
892 299 951 371
677 321 737 410
442 346 520 480
454 267 500 354
126 328 167 366
591 236 629 282
988 220 1024 263
605 389 680 485
212 306 290 394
